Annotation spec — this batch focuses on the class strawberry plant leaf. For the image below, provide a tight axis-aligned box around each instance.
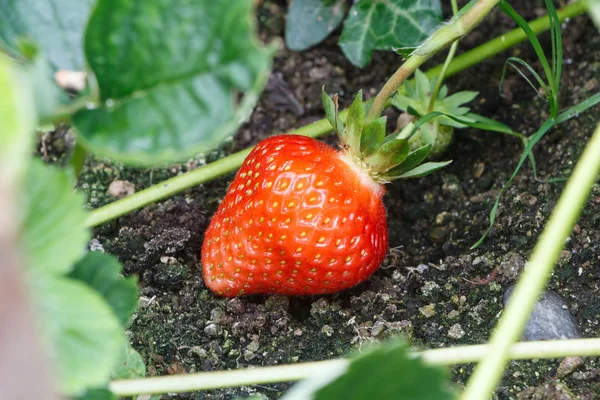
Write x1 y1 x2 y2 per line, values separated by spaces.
285 0 347 51
394 46 416 58
365 138 409 173
0 0 95 121
360 116 387 156
69 252 139 327
339 0 442 67
322 88 344 133
22 159 90 276
0 0 94 70
0 52 35 184
397 160 452 178
73 0 272 166
283 340 454 399
111 342 146 380
386 144 432 176
344 90 365 153
32 276 123 395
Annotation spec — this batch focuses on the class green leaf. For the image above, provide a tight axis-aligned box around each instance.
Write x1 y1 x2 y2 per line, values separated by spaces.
70 252 139 327
360 117 386 156
22 159 89 276
0 52 36 184
33 276 123 395
444 91 478 107
396 160 452 178
414 69 432 104
112 342 146 380
0 0 96 121
339 0 442 67
283 340 454 400
498 0 558 116
322 87 344 133
73 0 272 166
285 0 347 51
365 138 409 173
344 90 365 154
472 92 600 249
0 0 94 70
394 46 416 58
385 144 432 176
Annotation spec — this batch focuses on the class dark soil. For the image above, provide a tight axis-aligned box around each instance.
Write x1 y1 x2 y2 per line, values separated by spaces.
61 1 600 399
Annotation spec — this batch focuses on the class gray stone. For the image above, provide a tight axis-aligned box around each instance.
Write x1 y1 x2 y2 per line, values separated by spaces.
504 286 581 341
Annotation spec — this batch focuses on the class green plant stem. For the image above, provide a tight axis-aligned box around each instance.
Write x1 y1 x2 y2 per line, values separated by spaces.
85 1 587 228
367 0 502 120
70 142 87 177
587 0 600 29
427 0 459 113
462 122 600 399
110 338 600 396
426 0 586 79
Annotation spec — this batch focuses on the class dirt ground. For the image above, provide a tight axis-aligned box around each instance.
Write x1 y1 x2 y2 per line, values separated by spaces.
45 1 600 399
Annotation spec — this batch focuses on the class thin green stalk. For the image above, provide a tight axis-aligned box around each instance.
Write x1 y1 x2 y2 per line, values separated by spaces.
462 122 600 399
427 0 459 113
367 0 501 120
587 0 600 29
110 338 600 396
70 142 87 177
85 1 587 228
85 114 344 227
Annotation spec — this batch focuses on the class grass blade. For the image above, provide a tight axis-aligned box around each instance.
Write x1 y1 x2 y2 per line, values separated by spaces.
473 92 600 248
498 0 557 115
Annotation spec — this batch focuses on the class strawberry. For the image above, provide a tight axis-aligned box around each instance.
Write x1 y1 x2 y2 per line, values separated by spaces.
201 90 451 296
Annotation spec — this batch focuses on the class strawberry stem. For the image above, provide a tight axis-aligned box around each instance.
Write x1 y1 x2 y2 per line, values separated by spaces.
366 0 501 121
427 0 459 114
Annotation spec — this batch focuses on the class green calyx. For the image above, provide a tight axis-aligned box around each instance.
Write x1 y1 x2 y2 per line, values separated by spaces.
322 87 451 183
392 69 478 157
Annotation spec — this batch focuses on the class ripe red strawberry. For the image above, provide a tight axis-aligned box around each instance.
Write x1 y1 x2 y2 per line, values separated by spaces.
201 90 450 296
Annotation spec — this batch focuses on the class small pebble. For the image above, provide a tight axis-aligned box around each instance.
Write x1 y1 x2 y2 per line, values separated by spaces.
371 321 386 337
321 325 334 337
504 286 581 341
107 180 135 198
204 323 219 337
419 304 437 318
89 238 105 252
448 323 465 339
557 356 584 378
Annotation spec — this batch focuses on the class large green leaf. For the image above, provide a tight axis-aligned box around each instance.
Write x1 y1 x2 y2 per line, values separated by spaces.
0 0 95 121
70 252 139 327
21 160 89 276
0 52 35 184
0 0 94 70
285 0 347 51
34 277 124 395
283 340 454 399
339 0 442 67
73 0 272 166
111 342 146 380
